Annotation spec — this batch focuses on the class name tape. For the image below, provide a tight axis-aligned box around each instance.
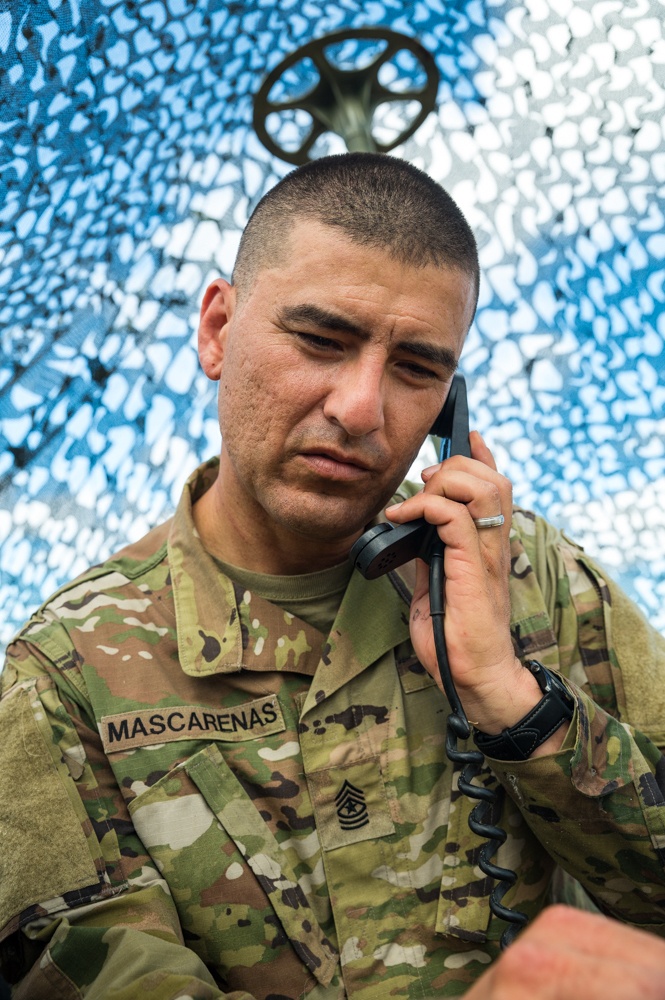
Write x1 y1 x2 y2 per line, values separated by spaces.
101 696 285 752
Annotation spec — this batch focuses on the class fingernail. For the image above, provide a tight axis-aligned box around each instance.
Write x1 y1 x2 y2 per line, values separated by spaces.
385 502 403 513
421 464 440 479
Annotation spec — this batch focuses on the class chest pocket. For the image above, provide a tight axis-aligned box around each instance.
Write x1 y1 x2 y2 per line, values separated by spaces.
306 755 395 853
128 743 338 999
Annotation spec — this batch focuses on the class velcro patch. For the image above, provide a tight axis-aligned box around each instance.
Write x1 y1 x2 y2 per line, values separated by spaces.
100 697 285 752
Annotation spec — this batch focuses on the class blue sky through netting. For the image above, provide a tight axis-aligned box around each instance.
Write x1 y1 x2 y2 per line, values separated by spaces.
0 0 664 644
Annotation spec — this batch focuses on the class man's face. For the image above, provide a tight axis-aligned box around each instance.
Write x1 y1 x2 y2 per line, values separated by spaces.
202 220 476 548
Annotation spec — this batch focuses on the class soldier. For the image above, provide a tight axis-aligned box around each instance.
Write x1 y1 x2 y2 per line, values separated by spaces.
1 153 665 999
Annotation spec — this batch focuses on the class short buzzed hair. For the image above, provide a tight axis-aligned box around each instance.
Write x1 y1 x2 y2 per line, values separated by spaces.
232 152 479 309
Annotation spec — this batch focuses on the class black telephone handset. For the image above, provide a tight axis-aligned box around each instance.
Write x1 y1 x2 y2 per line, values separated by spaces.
349 373 528 949
350 374 471 580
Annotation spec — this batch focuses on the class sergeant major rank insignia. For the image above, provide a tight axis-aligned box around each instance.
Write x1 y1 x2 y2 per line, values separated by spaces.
335 779 369 830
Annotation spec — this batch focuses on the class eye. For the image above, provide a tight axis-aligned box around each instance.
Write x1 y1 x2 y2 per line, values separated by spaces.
397 360 440 381
293 332 342 352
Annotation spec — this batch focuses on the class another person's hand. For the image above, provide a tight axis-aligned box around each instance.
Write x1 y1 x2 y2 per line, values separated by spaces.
463 906 665 999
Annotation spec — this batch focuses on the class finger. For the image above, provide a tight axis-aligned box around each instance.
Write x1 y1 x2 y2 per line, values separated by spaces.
526 906 665 970
421 431 498 481
387 473 510 544
385 495 493 589
424 463 512 539
493 943 665 1000
477 909 665 1000
421 457 512 512
423 469 507 519
470 430 498 471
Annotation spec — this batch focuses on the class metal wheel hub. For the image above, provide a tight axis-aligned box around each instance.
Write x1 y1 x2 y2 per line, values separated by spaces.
253 28 439 164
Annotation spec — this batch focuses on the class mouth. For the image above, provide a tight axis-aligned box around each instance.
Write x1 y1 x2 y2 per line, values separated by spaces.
298 448 374 481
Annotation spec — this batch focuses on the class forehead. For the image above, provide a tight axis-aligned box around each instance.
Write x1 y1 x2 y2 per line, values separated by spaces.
274 218 428 276
258 220 475 322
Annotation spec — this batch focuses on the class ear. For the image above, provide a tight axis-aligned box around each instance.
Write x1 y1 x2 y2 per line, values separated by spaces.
198 278 236 381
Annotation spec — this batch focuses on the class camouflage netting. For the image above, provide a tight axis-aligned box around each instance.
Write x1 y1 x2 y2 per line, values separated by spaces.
0 0 664 646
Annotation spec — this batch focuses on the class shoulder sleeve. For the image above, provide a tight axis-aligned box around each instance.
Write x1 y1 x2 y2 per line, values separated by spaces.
512 508 665 737
495 511 665 929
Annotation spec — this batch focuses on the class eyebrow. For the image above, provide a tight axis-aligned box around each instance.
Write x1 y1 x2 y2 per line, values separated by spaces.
279 304 366 336
277 303 458 376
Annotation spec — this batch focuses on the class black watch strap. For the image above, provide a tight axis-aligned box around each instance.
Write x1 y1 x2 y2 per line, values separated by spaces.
473 661 575 761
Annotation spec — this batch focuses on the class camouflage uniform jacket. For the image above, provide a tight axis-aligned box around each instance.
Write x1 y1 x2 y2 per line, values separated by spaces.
2 459 665 1000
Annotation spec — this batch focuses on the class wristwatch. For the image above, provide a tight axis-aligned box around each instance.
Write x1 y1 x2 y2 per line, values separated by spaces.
473 660 575 761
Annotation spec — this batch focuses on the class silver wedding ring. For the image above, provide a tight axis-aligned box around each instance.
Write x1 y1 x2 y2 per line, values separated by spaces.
473 514 505 529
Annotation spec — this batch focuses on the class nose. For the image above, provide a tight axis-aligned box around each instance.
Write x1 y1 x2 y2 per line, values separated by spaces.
322 358 386 438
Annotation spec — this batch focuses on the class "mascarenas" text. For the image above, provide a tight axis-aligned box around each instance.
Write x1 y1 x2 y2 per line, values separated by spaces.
106 703 279 743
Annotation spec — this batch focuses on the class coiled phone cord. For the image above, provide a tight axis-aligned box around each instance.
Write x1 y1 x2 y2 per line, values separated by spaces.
429 539 528 950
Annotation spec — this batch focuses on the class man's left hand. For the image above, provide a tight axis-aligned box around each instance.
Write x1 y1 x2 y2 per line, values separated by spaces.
386 431 564 754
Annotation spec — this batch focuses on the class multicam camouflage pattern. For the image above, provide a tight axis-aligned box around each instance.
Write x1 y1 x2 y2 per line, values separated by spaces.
2 459 665 999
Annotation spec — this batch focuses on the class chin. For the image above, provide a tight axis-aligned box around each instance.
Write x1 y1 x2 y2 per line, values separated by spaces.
268 491 381 543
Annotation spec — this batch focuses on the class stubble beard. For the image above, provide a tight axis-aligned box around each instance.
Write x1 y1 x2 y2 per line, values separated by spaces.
252 460 414 545
221 417 424 548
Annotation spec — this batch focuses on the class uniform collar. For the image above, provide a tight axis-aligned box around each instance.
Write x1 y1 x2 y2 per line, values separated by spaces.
167 459 411 686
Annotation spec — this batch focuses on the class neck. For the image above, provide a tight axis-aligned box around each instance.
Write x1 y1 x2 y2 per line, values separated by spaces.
192 462 362 575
